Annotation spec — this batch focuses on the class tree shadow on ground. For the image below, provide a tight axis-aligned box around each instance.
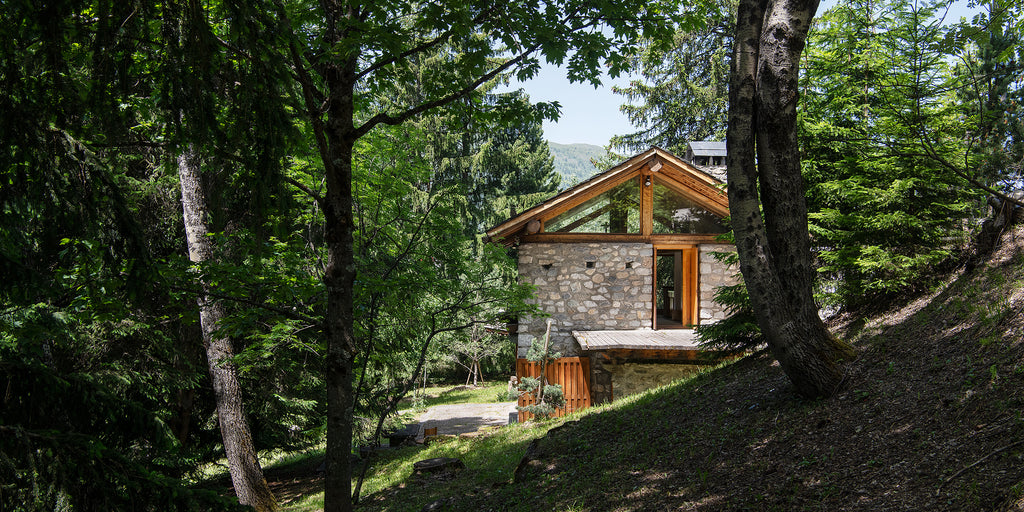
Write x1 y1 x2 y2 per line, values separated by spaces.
466 228 1024 511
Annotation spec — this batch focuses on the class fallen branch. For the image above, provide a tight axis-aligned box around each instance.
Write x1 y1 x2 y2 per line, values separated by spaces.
936 439 1024 495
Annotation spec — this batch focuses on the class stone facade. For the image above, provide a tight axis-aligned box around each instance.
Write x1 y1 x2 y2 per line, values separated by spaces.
605 362 705 398
517 243 654 358
516 242 739 359
698 243 739 323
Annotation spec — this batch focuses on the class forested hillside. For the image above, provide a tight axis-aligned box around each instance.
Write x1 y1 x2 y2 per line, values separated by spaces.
548 142 608 187
1 0 1021 510
360 214 1024 511
0 2 676 511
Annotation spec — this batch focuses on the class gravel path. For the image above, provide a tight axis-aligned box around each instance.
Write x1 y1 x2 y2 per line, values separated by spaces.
416 401 519 436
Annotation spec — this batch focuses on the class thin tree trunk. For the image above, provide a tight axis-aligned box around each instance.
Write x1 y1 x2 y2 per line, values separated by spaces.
178 146 279 511
727 0 855 398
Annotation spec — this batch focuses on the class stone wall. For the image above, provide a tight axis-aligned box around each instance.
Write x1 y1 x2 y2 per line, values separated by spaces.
698 244 739 324
517 243 653 358
606 363 705 398
516 241 739 358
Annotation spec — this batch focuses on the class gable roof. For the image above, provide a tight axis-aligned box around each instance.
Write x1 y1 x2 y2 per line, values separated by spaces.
486 147 729 244
687 141 727 157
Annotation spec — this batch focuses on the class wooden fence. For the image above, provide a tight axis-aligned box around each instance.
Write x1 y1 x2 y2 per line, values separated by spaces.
516 357 591 422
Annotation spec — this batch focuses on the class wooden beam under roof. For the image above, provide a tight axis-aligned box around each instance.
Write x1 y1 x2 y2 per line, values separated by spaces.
485 147 730 244
485 148 658 241
519 233 725 244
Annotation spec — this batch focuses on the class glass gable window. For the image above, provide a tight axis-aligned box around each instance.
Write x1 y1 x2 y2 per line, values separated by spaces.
546 178 641 233
652 180 728 234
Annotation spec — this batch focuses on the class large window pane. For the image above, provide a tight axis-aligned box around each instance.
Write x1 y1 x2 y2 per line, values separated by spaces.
652 180 727 234
546 178 641 233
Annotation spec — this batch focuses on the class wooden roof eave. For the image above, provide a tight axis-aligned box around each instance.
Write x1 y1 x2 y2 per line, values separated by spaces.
654 165 730 218
485 148 661 241
655 150 723 188
485 147 729 244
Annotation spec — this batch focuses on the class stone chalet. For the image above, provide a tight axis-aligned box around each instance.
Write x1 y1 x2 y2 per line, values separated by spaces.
487 147 739 413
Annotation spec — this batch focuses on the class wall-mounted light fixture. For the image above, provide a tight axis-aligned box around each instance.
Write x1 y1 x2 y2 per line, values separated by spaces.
644 176 652 187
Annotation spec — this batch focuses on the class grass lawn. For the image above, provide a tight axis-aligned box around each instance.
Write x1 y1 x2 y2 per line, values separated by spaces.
273 370 720 511
259 380 518 510
397 381 512 412
281 417 566 511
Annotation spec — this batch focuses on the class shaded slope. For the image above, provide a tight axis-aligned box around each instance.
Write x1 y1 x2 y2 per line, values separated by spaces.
460 223 1024 511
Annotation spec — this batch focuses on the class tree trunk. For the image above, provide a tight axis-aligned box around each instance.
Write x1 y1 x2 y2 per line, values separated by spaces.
178 147 279 511
726 0 855 398
321 39 360 512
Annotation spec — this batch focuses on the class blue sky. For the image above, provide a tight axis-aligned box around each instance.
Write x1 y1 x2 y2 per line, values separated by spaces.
506 0 983 148
505 67 637 147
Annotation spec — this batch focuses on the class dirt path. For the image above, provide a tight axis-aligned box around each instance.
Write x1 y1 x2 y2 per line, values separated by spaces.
416 401 518 436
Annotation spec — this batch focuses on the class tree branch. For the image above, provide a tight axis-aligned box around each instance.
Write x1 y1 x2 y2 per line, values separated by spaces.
284 176 325 208
936 438 1024 494
273 0 331 173
354 42 542 138
166 282 321 326
896 143 1024 208
356 6 500 80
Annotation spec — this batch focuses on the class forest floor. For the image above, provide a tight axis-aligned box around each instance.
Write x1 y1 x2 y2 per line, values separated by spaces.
269 221 1024 511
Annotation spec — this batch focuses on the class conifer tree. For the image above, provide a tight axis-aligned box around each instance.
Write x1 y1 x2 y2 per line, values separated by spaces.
611 0 735 153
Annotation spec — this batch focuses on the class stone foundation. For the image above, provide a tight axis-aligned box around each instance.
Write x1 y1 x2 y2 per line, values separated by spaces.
607 362 705 398
589 354 614 405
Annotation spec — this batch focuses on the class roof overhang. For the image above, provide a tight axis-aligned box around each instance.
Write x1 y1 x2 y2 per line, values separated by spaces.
485 147 728 245
574 329 702 351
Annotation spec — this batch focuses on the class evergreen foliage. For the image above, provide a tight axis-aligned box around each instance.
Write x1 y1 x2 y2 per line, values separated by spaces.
694 249 764 351
950 0 1024 193
1 0 550 507
610 0 735 153
801 0 986 310
5 0 1020 506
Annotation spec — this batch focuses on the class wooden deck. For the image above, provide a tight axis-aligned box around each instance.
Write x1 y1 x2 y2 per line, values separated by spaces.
572 329 701 351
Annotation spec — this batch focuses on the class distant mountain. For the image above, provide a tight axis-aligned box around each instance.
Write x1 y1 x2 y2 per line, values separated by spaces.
548 142 609 188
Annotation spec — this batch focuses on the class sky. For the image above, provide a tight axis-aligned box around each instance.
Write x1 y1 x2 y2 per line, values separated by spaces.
504 0 983 148
501 67 638 148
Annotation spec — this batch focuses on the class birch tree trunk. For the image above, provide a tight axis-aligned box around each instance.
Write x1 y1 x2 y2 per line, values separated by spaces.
727 0 855 398
177 146 279 511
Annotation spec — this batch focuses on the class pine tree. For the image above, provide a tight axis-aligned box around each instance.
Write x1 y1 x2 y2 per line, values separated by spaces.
610 0 735 153
800 0 985 309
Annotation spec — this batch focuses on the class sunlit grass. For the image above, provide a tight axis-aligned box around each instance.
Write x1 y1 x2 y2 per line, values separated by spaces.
189 442 327 486
278 365 733 511
277 418 565 511
281 491 324 511
397 381 510 413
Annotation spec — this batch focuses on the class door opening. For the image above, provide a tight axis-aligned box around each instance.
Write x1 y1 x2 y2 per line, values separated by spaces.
653 248 698 329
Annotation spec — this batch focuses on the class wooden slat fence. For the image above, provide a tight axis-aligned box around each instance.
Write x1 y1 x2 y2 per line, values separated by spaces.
516 357 591 422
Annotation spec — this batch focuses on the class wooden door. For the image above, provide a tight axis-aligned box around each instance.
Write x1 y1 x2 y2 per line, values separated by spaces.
653 246 699 329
